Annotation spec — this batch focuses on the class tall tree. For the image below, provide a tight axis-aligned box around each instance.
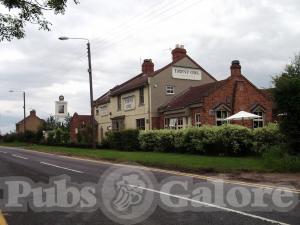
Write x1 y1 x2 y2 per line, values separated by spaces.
0 0 78 42
273 54 300 153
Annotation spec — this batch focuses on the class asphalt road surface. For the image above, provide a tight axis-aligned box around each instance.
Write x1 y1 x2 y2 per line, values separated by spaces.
0 146 299 225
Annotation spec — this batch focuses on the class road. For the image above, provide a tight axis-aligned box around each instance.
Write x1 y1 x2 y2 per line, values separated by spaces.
0 146 299 225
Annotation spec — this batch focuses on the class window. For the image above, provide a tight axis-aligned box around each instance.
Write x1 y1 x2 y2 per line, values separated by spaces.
136 118 145 130
58 105 65 114
165 85 175 95
96 109 99 115
164 118 170 129
117 96 121 111
177 117 184 129
112 118 125 131
215 109 229 126
139 87 144 105
99 105 108 116
195 113 201 127
253 109 264 128
124 96 135 110
165 117 184 129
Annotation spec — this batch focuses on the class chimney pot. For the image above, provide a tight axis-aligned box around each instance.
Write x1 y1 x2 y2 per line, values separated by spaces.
30 110 36 116
230 60 241 77
142 59 154 74
171 44 187 62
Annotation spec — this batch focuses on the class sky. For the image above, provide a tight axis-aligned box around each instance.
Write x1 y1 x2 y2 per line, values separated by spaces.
0 0 300 134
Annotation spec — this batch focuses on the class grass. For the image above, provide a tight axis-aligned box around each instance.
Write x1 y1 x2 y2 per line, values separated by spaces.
0 142 268 173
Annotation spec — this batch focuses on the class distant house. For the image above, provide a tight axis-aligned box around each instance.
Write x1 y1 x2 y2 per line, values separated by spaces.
16 110 45 133
70 113 93 143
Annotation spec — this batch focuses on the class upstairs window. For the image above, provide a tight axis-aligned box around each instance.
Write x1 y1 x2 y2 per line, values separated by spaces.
124 96 135 111
165 85 175 95
215 108 229 126
117 96 121 111
139 87 144 105
195 113 201 127
99 105 108 116
253 109 264 128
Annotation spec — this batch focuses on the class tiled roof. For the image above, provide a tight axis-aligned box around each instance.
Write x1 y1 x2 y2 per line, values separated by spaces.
110 73 148 96
94 55 217 106
94 91 111 106
16 115 44 125
159 80 227 111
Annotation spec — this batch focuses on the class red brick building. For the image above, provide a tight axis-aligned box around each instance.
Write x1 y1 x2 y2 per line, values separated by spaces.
159 60 273 129
70 113 92 143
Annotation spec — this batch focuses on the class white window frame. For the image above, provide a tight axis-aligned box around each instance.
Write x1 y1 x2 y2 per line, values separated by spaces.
165 85 175 95
253 109 264 128
195 113 201 127
215 108 229 126
123 96 135 111
99 105 108 116
165 117 184 129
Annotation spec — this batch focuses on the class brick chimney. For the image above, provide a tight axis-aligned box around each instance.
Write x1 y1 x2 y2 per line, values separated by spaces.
30 110 36 116
230 60 241 77
172 44 187 62
142 59 154 74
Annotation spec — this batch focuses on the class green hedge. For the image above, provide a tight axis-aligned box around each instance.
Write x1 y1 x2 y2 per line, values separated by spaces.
104 129 140 151
103 123 284 156
139 125 253 155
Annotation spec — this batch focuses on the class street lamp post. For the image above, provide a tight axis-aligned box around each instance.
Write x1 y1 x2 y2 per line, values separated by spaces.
9 90 26 133
58 36 96 149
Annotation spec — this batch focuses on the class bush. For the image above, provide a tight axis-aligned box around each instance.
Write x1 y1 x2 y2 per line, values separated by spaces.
216 125 253 155
139 129 177 152
139 125 253 156
104 129 140 151
263 145 300 172
253 123 286 154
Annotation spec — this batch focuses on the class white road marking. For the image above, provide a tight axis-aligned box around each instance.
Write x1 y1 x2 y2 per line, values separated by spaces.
40 161 84 174
3 146 300 194
0 151 7 154
129 184 291 225
60 155 300 194
12 154 28 160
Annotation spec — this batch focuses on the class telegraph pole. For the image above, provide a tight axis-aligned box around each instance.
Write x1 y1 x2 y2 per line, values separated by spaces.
87 41 96 149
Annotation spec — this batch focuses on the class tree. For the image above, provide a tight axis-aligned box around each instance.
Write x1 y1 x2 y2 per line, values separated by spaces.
273 54 300 153
0 0 78 42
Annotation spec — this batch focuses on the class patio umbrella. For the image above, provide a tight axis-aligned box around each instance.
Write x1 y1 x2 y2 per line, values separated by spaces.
225 111 261 125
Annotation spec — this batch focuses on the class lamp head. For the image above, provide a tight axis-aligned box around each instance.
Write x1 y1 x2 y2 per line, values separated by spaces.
58 36 69 41
9 90 14 93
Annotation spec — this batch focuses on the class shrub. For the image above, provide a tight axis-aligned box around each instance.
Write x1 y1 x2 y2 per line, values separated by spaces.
253 123 286 154
139 129 177 152
216 125 253 155
263 145 300 172
181 126 217 154
105 129 140 151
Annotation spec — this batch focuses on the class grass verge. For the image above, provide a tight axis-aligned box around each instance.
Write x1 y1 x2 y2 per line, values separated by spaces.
0 142 270 173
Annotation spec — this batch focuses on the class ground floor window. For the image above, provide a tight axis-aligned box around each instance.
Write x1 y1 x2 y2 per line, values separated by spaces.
165 117 184 129
253 110 264 128
112 118 125 131
215 109 229 126
195 113 201 127
136 118 145 130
